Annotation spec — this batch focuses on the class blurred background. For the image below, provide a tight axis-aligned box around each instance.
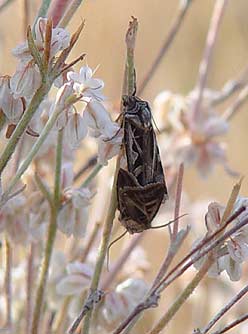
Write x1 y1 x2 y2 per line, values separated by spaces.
1 1 248 333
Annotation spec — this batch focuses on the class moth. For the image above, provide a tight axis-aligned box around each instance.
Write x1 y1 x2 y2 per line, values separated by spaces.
117 95 168 234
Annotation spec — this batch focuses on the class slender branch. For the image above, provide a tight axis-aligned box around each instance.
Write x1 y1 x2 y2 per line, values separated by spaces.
112 206 245 334
73 155 97 182
192 0 228 120
0 0 15 12
80 158 120 334
222 85 248 121
4 238 12 329
172 163 184 240
149 256 213 334
112 227 190 334
211 64 248 106
58 0 85 28
67 290 104 334
210 313 248 334
33 0 52 30
80 164 103 188
31 130 63 334
26 243 35 334
137 0 194 95
80 221 101 263
47 0 70 27
201 283 248 334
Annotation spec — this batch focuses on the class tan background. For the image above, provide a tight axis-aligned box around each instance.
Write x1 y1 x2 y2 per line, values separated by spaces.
1 1 248 333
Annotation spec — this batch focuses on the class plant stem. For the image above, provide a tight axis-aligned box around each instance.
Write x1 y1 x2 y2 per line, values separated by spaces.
58 0 85 28
0 82 51 176
192 0 228 120
80 164 103 188
137 0 194 95
33 0 52 30
31 130 63 334
81 158 120 334
201 283 248 334
149 257 213 334
26 243 35 334
4 238 12 329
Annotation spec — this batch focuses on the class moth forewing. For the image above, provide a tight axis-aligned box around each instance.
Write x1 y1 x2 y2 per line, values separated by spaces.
117 95 168 234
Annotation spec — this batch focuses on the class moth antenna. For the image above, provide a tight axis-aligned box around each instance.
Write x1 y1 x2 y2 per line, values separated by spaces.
150 213 188 230
107 230 128 271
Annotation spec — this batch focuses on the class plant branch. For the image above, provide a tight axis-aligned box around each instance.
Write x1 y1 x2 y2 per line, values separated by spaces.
210 313 248 334
58 0 85 28
222 85 248 121
201 283 248 334
31 130 63 334
192 0 228 120
137 0 194 95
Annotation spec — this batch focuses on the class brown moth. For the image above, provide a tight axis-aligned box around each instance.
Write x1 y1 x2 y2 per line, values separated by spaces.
117 95 168 234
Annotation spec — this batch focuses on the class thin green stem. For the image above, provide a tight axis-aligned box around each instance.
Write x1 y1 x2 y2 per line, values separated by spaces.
4 238 12 328
0 82 51 176
148 257 213 334
58 0 84 28
33 0 52 31
81 158 120 334
80 164 102 188
31 130 63 334
0 0 15 13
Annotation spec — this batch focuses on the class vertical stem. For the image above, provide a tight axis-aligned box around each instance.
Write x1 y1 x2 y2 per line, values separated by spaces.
33 0 52 30
81 158 120 334
58 0 85 28
26 243 36 334
4 238 12 329
192 0 228 120
31 130 63 334
137 0 194 95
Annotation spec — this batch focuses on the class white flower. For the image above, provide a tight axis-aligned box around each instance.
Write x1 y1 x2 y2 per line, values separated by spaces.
84 100 118 138
154 90 232 177
67 66 104 101
56 262 93 296
10 62 41 99
12 17 70 63
99 278 148 328
97 125 122 166
0 75 23 123
58 187 92 238
63 111 88 149
0 194 28 244
193 197 248 281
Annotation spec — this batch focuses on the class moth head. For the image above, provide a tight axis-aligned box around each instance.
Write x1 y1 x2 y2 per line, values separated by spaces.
122 95 137 109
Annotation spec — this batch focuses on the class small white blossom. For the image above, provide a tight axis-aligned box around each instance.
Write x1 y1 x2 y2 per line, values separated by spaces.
193 197 248 281
0 75 23 123
10 62 41 99
67 66 104 101
154 90 232 177
99 278 148 328
58 187 92 238
12 17 70 63
56 262 93 296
